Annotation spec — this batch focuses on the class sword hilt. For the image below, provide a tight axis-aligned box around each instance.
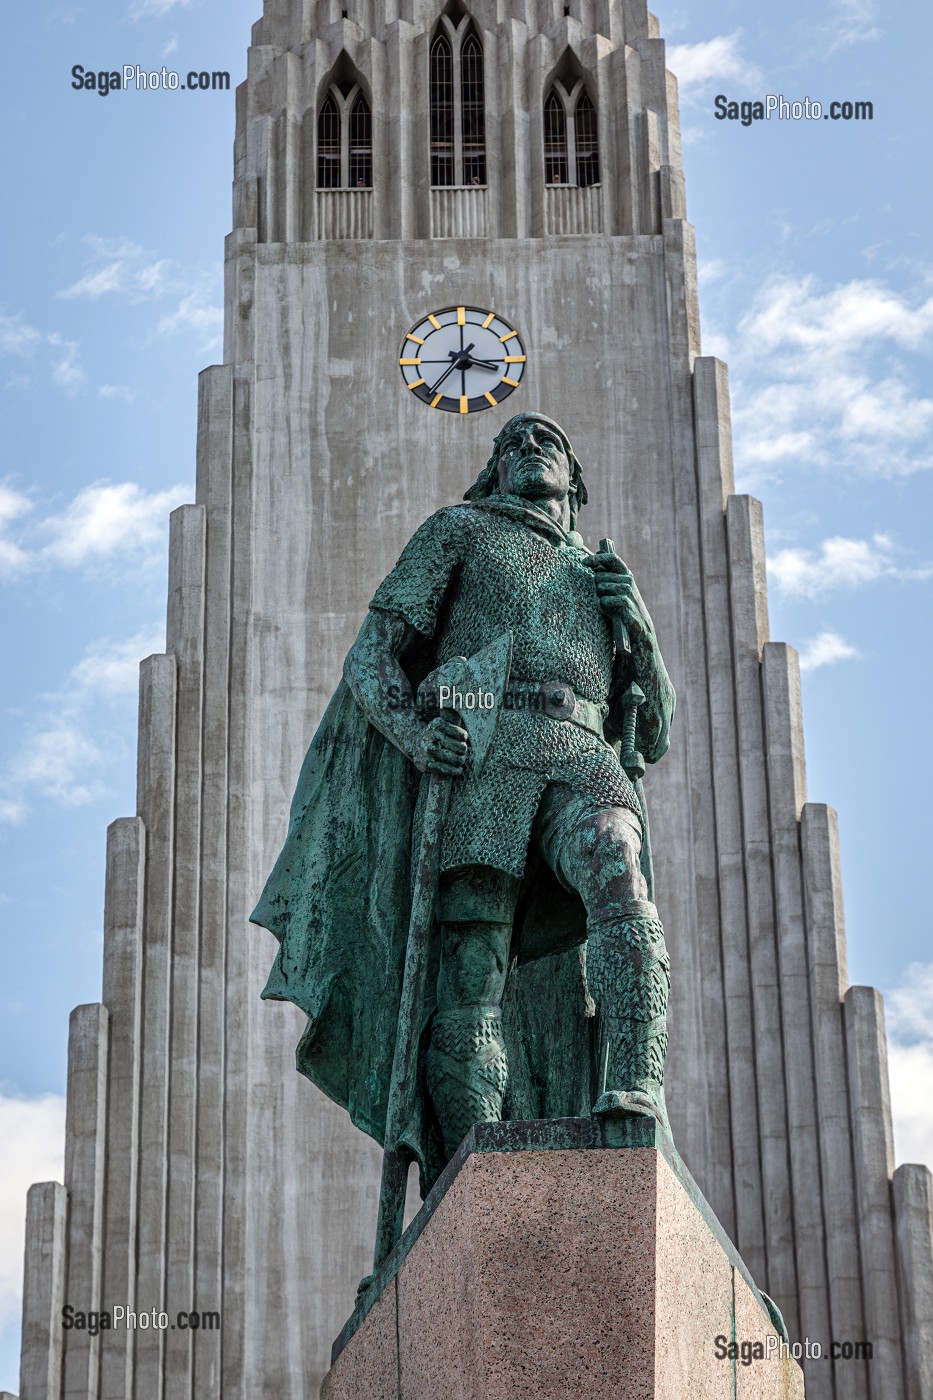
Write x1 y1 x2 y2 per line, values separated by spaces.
619 681 646 782
597 537 632 657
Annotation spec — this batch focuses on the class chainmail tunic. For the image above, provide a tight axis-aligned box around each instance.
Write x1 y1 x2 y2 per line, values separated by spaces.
371 498 641 876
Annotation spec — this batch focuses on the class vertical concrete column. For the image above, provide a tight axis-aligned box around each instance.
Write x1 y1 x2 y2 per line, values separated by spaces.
609 45 638 233
193 366 235 1400
19 1182 67 1400
800 803 869 1399
220 368 254 1399
692 359 766 1282
725 496 798 1330
252 112 276 244
62 1004 109 1400
526 36 550 240
761 644 832 1388
134 653 177 1399
164 505 207 1400
621 0 650 41
893 1164 933 1400
280 52 303 243
99 817 146 1400
660 244 734 1236
636 107 661 233
661 69 686 219
844 986 906 1399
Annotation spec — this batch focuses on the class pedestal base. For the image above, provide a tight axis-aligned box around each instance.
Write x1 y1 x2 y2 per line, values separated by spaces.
321 1119 804 1399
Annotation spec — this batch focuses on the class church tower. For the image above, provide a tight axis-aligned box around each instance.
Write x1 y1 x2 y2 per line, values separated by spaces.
13 0 933 1396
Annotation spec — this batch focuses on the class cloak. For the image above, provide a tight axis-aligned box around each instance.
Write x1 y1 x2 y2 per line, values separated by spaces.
250 676 644 1194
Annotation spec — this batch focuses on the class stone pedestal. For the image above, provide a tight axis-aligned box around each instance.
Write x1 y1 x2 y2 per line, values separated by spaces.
321 1119 805 1399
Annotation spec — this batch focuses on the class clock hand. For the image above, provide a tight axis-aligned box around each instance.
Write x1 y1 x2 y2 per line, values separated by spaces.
427 358 461 394
427 343 477 394
462 357 500 372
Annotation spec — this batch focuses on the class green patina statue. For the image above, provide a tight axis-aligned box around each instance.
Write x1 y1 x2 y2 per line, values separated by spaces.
251 411 676 1270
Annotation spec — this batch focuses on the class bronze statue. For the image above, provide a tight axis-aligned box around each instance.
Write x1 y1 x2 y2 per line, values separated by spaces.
251 411 675 1269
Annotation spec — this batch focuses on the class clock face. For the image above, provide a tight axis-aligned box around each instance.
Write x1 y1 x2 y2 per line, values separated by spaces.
399 306 526 414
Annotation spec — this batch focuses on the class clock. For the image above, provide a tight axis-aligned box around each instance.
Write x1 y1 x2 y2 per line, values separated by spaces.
398 305 527 414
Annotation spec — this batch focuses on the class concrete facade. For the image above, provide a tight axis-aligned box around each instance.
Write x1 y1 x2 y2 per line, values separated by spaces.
11 0 933 1396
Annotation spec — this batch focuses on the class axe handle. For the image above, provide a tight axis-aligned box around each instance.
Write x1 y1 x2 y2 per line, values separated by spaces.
372 767 452 1274
598 537 632 656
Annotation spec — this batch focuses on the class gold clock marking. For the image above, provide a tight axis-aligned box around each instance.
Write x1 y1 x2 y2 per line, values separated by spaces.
499 330 518 343
428 314 442 330
482 312 495 329
431 392 443 408
408 334 425 346
399 357 421 366
408 378 426 390
457 306 466 326
483 391 497 407
503 356 526 364
459 395 469 414
501 376 521 388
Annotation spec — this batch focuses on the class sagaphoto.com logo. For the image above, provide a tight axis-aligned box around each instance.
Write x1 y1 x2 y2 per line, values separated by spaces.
71 64 231 98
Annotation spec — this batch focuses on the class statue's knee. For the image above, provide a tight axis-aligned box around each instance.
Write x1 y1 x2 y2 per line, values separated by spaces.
438 864 520 924
438 920 511 1009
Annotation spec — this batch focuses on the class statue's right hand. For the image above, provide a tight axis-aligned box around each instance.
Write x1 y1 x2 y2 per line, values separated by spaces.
412 716 470 777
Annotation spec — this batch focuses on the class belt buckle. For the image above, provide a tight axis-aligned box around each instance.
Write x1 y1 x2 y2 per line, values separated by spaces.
543 683 575 721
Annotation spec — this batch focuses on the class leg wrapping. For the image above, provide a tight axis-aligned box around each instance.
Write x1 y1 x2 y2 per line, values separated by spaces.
427 1006 509 1158
586 907 671 1123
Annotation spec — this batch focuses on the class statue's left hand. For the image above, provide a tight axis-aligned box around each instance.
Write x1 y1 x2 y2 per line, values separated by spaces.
587 552 647 638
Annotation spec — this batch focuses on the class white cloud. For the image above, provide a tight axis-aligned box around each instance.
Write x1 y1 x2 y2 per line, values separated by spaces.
797 631 861 672
155 292 223 348
887 964 933 1170
0 1093 66 1332
742 277 933 357
723 273 933 483
129 0 193 15
56 236 221 354
829 0 881 50
7 724 107 809
0 478 190 583
69 630 165 698
59 239 170 303
163 35 179 56
667 32 762 95
0 628 164 823
767 532 933 599
0 313 43 358
0 314 85 395
38 481 188 569
47 334 86 394
0 484 32 577
99 384 136 403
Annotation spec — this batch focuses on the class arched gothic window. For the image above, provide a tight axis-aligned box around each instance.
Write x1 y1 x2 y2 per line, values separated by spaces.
543 80 600 187
544 91 568 185
316 83 372 189
317 93 342 189
430 35 455 186
430 19 486 187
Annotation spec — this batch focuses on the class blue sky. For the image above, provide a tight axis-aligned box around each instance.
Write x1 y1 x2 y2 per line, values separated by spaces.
0 0 931 1388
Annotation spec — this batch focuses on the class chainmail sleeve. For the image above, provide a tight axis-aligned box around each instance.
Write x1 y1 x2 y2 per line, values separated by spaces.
369 507 470 638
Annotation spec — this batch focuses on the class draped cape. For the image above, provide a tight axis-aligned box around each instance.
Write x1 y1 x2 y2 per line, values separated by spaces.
250 678 629 1193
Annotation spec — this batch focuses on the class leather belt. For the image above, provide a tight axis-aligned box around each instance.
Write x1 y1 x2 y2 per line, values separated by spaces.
505 679 608 738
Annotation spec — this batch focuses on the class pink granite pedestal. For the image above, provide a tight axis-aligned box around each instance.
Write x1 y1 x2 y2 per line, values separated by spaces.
321 1123 805 1400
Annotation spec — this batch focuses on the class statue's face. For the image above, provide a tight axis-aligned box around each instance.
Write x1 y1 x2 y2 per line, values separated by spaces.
495 416 572 503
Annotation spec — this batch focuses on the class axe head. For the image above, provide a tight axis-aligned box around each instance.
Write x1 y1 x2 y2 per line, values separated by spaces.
419 632 513 777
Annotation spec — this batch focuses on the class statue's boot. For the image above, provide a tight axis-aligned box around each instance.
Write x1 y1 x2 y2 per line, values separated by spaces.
427 1003 509 1160
586 900 672 1134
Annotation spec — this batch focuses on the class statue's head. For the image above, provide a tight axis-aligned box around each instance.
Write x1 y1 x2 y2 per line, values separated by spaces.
463 411 588 528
